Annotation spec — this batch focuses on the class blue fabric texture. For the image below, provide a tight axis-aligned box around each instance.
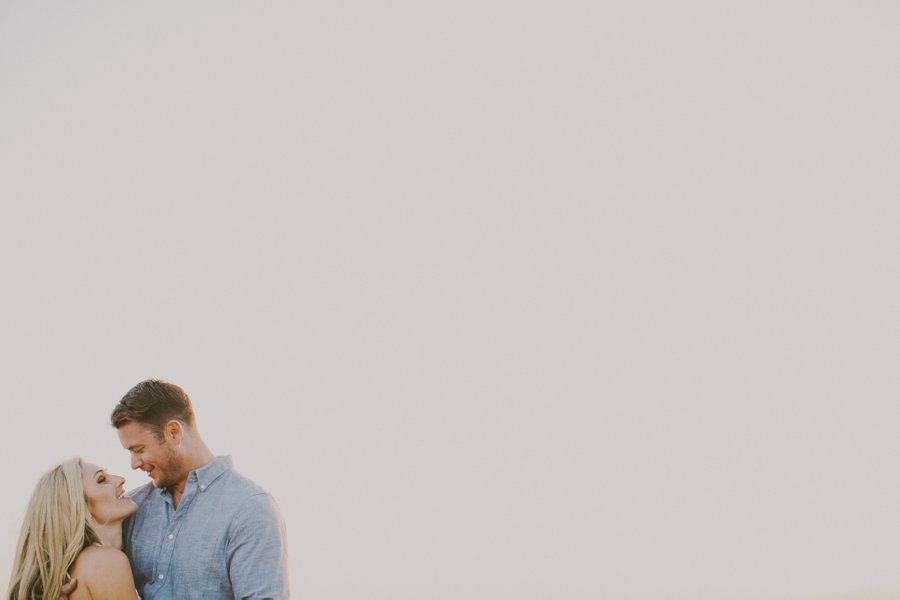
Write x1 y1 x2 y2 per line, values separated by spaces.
124 456 289 599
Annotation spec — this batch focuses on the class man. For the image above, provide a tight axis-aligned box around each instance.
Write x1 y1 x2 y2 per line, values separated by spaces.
71 379 290 599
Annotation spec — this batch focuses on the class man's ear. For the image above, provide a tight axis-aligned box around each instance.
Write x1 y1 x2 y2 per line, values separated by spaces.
164 420 185 445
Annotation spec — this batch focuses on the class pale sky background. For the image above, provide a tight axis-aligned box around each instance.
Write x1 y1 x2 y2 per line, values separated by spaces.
1 1 899 599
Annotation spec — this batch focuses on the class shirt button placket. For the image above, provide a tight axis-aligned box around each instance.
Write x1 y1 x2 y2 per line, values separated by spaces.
158 513 180 586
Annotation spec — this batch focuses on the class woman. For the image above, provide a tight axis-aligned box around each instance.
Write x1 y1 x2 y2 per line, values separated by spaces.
6 458 139 600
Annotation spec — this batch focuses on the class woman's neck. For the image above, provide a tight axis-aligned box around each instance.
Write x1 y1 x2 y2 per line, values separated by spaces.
94 521 123 549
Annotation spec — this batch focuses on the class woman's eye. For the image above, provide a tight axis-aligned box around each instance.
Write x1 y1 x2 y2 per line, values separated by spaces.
98 477 106 483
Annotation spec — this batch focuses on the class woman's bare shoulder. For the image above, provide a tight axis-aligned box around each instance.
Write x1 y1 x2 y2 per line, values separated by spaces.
72 545 130 574
70 546 136 599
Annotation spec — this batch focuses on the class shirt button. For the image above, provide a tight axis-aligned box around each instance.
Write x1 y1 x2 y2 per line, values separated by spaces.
168 534 174 540
158 574 165 581
200 485 206 491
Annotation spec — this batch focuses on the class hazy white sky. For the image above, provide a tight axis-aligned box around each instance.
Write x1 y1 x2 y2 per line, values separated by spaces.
1 1 899 599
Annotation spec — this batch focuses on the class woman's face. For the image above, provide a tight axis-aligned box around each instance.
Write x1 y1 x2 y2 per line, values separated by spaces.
81 461 137 524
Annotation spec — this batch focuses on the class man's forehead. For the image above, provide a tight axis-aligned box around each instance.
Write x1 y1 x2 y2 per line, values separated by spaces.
117 421 156 442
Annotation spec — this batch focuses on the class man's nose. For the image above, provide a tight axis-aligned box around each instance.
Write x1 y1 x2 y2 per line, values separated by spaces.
130 454 142 470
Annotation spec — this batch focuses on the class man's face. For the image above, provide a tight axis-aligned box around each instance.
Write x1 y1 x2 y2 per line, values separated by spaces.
117 421 185 489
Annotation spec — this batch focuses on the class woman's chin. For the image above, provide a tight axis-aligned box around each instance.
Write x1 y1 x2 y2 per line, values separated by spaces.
92 500 137 524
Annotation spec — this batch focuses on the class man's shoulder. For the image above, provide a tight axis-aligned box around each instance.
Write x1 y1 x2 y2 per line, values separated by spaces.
217 468 284 521
218 464 273 500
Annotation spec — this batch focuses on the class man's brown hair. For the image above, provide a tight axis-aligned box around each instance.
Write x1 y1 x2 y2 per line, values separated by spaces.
111 379 196 437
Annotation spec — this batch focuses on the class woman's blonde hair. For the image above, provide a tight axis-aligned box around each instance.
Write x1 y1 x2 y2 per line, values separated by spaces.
6 458 100 600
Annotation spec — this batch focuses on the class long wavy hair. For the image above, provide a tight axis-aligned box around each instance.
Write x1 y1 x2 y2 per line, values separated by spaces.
6 458 100 600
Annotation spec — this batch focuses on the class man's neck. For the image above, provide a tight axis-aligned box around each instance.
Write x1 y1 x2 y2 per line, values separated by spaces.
170 446 216 509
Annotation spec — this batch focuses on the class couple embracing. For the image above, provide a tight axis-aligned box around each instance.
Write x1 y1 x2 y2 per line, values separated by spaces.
7 379 289 600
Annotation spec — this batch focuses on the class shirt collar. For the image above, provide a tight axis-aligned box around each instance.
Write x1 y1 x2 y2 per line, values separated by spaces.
161 455 233 502
193 455 233 489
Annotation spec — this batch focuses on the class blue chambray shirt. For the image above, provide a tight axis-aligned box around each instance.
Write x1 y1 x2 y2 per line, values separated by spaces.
123 456 289 599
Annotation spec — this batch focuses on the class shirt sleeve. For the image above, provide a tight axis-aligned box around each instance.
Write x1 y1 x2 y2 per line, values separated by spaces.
226 492 290 599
